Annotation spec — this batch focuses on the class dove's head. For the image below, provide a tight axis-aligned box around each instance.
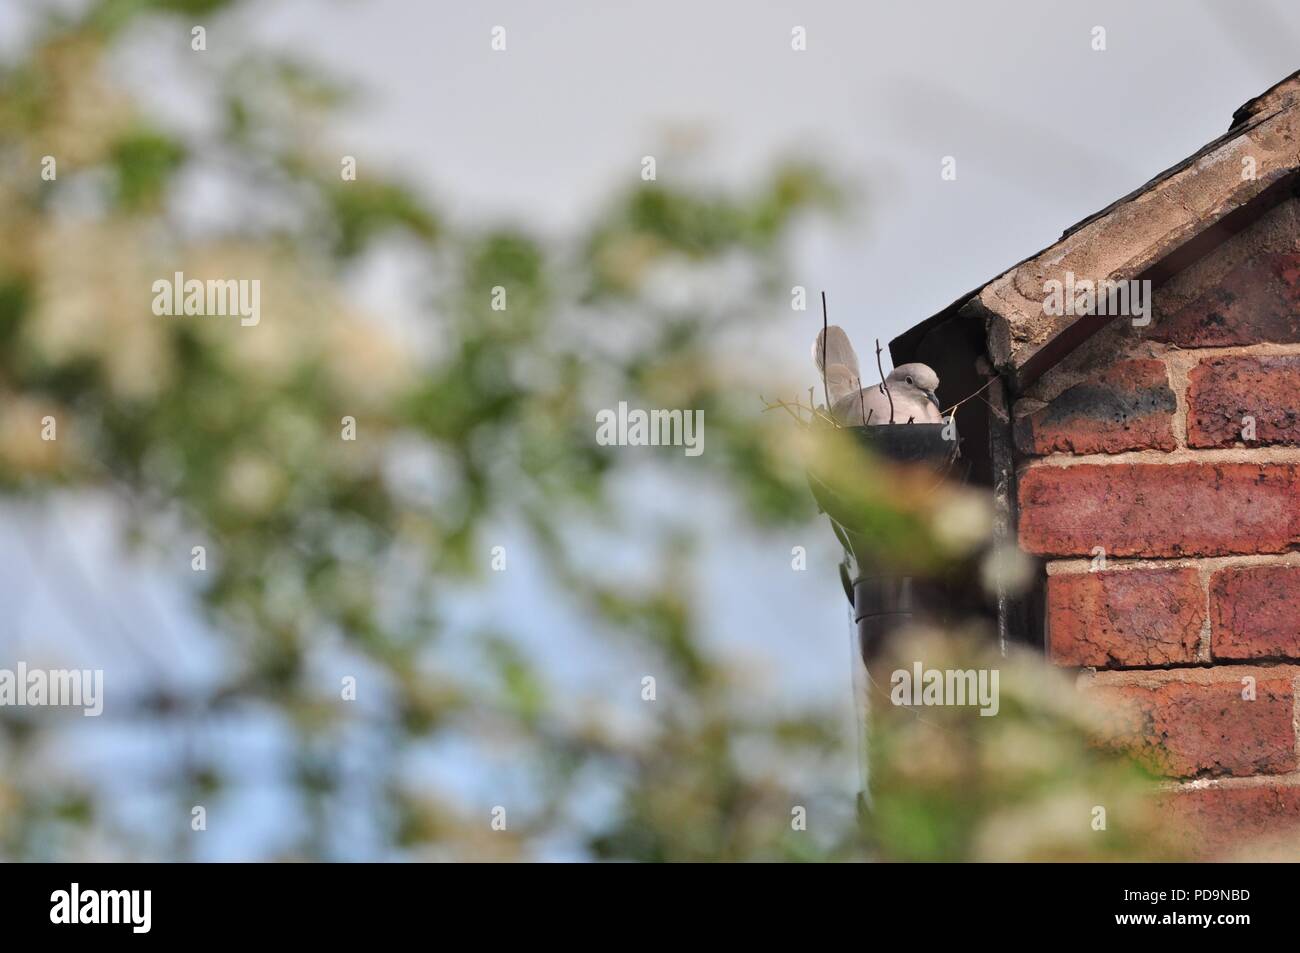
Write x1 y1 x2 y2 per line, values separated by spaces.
888 362 941 410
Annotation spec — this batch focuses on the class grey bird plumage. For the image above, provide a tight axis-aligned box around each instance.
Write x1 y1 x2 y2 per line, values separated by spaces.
812 325 861 404
813 326 943 425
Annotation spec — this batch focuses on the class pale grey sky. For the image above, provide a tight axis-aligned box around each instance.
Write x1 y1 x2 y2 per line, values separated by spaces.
250 0 1300 360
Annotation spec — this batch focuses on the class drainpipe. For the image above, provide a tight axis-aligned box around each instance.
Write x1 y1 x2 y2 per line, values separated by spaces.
806 421 960 815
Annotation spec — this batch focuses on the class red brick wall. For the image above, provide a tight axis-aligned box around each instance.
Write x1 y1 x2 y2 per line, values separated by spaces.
1011 199 1300 856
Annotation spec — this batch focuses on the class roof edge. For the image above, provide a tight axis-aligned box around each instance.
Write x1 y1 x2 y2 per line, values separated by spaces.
891 69 1300 388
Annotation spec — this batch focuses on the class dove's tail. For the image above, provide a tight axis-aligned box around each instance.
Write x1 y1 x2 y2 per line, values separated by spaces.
812 325 860 380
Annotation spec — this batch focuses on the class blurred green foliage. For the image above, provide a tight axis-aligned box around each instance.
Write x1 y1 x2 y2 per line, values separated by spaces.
869 633 1184 861
0 0 1197 862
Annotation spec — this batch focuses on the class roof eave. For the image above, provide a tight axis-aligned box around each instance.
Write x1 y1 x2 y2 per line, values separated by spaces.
891 70 1300 392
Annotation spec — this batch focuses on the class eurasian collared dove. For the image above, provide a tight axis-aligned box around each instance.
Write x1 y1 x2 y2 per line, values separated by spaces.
813 326 943 425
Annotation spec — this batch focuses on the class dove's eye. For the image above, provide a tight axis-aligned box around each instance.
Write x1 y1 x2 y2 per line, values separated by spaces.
905 375 913 385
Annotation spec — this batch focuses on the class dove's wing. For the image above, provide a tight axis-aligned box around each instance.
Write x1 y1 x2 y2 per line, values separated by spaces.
832 383 943 426
813 326 860 380
831 384 895 426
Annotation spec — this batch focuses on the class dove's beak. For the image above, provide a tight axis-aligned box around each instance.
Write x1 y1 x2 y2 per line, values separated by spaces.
926 391 941 412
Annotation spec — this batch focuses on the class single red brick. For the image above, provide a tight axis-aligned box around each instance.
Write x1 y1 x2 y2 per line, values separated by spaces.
1152 252 1300 347
1211 564 1300 660
1085 669 1298 778
1160 781 1300 859
1015 359 1176 456
1188 354 1300 448
1018 463 1300 557
1047 568 1203 668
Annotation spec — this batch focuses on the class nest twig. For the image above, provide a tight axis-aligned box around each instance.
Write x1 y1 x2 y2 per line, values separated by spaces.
874 338 894 424
760 393 836 427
